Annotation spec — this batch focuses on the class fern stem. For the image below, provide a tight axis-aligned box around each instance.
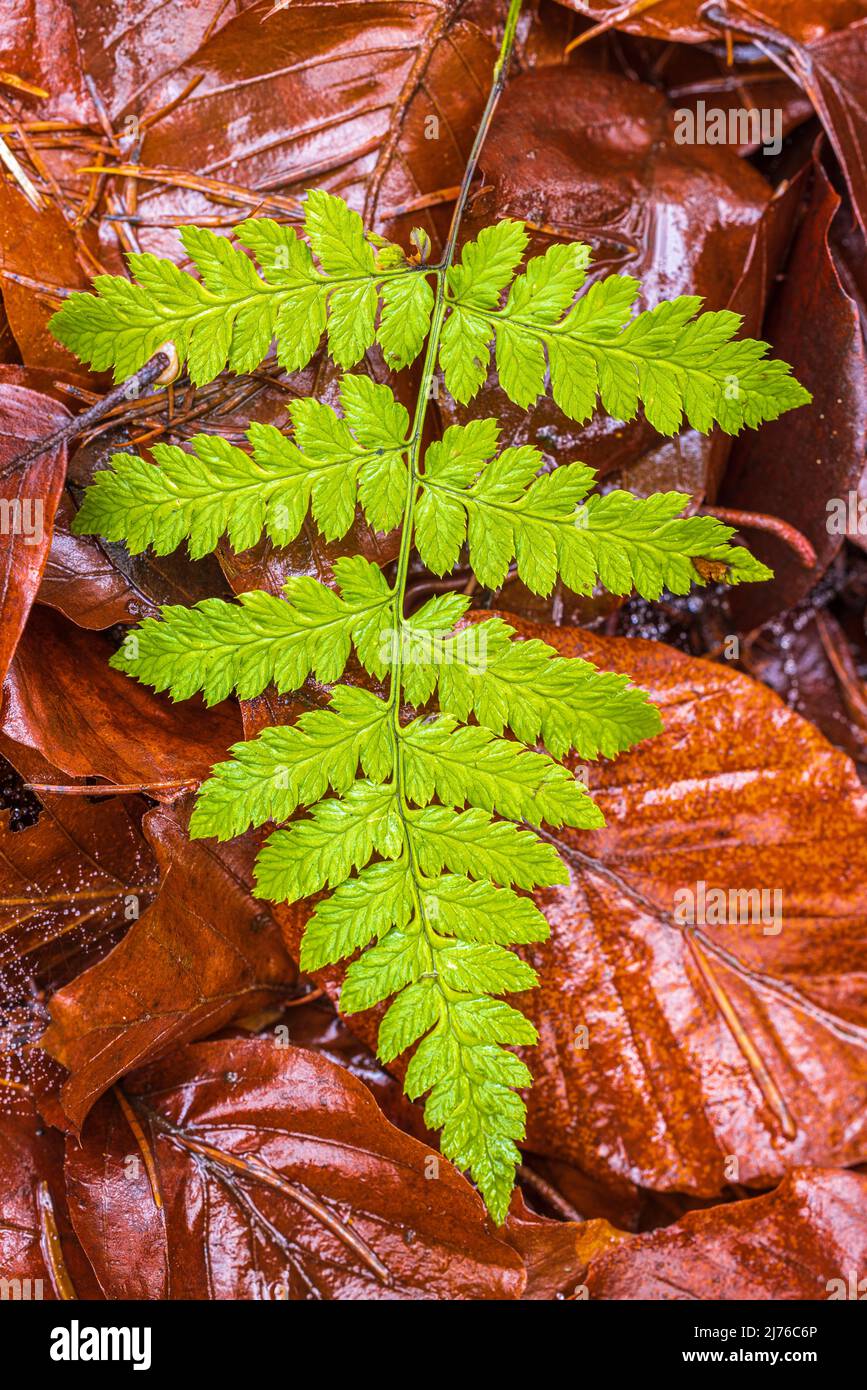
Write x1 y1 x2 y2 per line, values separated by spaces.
390 0 525 636
387 0 524 696
382 0 526 1053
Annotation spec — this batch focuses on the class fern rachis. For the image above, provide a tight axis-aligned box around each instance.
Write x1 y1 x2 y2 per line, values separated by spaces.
50 0 809 1224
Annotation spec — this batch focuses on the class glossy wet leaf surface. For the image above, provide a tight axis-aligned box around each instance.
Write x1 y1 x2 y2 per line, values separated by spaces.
0 0 866 1302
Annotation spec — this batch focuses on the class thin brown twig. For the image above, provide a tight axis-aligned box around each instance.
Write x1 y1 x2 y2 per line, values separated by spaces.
140 73 206 132
77 162 303 216
0 71 50 100
25 778 197 797
699 506 817 568
564 0 667 53
815 609 867 732
518 1163 585 1223
0 349 172 478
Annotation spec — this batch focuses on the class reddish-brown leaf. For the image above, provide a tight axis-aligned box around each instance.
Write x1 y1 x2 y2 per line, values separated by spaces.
722 150 867 626
64 1038 526 1300
80 1 493 263
39 479 231 630
0 1092 100 1299
37 491 161 629
741 605 867 781
584 1168 867 1300
38 799 298 1131
503 1191 631 1300
0 788 156 1011
0 385 70 683
518 622 867 1194
556 1 862 50
558 3 867 237
1 605 242 791
0 181 98 371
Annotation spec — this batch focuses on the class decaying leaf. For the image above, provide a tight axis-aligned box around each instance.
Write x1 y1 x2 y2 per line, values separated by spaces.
584 1168 867 1300
0 1093 100 1299
64 1039 526 1300
0 386 70 683
39 800 297 1131
1 605 242 792
722 150 867 626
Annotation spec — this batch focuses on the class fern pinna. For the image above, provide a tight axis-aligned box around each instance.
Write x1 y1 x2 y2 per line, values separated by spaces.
50 8 808 1224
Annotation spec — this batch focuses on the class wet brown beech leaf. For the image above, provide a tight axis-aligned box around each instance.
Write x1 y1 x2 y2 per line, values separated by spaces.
517 622 867 1195
131 0 498 258
716 9 867 243
516 1152 646 1230
69 0 262 120
39 799 298 1132
503 1190 631 1299
64 1039 526 1300
0 728 99 814
39 490 231 630
584 1167 867 1300
0 364 93 407
1 605 242 792
280 616 867 1199
619 39 815 156
722 152 867 628
283 992 434 1149
560 3 867 236
0 386 70 684
0 3 259 355
0 1092 101 1300
48 417 240 629
557 1 864 50
0 789 156 1014
252 993 648 1233
0 1 93 121
0 180 97 372
37 490 159 629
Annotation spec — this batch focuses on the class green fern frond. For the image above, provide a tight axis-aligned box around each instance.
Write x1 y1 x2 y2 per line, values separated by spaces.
52 170 809 1225
111 558 392 704
189 685 393 841
401 610 662 759
415 424 774 597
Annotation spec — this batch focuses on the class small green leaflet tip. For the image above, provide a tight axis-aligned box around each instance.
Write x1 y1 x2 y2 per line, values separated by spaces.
50 184 807 1225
